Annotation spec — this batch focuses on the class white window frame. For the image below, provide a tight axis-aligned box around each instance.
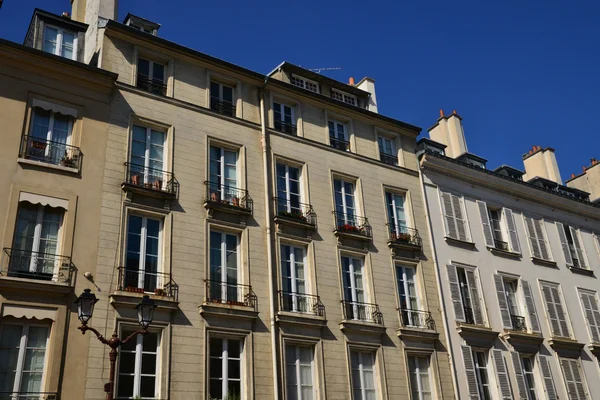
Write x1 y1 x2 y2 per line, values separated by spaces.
29 107 74 146
130 125 166 186
331 88 357 106
280 243 308 312
276 162 302 212
209 230 240 302
291 74 319 93
396 264 421 326
137 57 166 84
273 102 295 125
209 336 243 400
407 354 433 400
473 350 493 400
540 281 571 338
450 264 485 325
116 327 161 399
125 214 163 291
43 25 77 60
520 355 539 400
341 255 367 321
334 178 356 222
386 191 409 236
328 119 349 142
377 136 395 156
350 350 377 400
285 344 315 400
211 80 235 103
209 145 239 200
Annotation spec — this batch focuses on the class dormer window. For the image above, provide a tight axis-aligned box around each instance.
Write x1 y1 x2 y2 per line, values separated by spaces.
290 75 319 93
124 13 160 36
43 26 76 60
331 89 357 106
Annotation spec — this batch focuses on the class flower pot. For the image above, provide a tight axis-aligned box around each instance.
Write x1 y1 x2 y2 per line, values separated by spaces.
232 197 240 207
152 179 163 190
210 192 218 202
131 175 141 185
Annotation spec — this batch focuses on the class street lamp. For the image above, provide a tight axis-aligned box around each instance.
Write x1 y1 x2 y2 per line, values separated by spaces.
75 289 157 400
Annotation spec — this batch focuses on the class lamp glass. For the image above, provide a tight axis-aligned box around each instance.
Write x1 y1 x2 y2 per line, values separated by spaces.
76 289 98 324
136 295 156 329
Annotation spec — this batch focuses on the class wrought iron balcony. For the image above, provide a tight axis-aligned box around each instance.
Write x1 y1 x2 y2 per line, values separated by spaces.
0 393 58 400
494 239 509 251
510 314 527 332
204 279 257 310
123 162 179 198
274 120 297 135
333 212 372 238
387 225 422 247
380 152 398 166
329 136 350 151
1 248 73 284
136 74 167 96
279 291 324 316
204 181 253 214
210 97 236 117
274 197 316 226
19 135 81 170
117 267 178 299
398 308 435 330
341 300 383 325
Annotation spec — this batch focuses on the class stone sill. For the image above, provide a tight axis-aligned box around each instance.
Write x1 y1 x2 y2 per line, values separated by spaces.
339 319 386 335
488 247 522 259
531 257 558 267
444 237 476 248
18 158 79 174
276 311 327 327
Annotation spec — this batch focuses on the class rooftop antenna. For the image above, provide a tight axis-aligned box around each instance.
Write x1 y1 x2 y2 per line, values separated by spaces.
308 67 342 74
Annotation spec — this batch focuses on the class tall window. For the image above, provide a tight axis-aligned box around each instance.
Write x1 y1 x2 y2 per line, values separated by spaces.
578 290 600 343
290 75 318 93
276 163 301 215
473 350 492 400
440 191 470 242
137 58 166 95
494 274 526 331
559 358 588 400
334 179 356 226
285 345 314 400
43 26 75 59
408 355 432 400
556 223 588 269
281 244 307 312
477 201 520 253
386 192 408 237
446 265 484 325
342 256 366 321
328 120 349 151
11 202 63 279
125 215 161 292
396 265 420 326
0 323 49 395
377 137 397 165
209 231 239 302
209 146 238 202
523 216 552 261
117 330 160 399
27 107 73 165
521 356 538 400
273 102 295 134
209 337 242 400
540 282 571 338
130 125 165 187
350 351 377 400
210 81 235 116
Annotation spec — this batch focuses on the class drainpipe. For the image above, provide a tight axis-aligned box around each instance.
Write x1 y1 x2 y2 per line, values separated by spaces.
259 78 280 400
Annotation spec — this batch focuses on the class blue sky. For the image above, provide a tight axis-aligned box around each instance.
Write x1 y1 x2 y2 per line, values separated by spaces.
1 0 598 181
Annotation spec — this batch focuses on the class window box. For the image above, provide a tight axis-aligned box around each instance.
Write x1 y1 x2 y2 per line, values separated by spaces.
333 213 372 239
117 267 178 299
200 279 259 321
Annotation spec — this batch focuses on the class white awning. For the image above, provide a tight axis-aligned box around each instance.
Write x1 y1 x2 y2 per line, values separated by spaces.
19 192 68 210
2 304 56 321
32 99 78 118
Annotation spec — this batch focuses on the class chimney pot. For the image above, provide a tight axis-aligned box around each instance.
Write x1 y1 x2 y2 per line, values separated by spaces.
452 110 457 115
62 11 70 18
571 173 576 178
439 109 444 118
348 77 355 85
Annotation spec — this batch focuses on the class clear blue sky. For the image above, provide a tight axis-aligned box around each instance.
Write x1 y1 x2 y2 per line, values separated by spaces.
1 0 598 181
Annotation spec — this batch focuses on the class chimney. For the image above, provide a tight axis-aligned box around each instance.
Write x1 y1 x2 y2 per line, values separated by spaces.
71 0 118 64
565 156 600 202
522 146 562 184
428 110 468 158
348 77 355 86
356 77 378 113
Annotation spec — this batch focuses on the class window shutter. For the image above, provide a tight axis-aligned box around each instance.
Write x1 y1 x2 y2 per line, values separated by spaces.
533 219 550 261
570 359 588 400
502 208 521 253
541 284 562 337
524 216 541 259
521 280 540 333
461 345 481 400
441 192 458 239
537 355 557 400
569 227 588 269
447 264 465 321
556 222 574 266
452 194 469 241
510 352 528 400
579 292 600 343
550 286 571 338
560 358 587 400
493 349 513 400
494 274 513 329
594 233 600 257
477 200 495 247
466 269 484 325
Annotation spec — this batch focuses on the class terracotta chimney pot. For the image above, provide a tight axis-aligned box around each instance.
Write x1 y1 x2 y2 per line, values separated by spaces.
348 77 355 85
439 109 444 118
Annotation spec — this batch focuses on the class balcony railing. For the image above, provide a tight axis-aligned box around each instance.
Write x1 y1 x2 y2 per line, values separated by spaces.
205 181 253 212
136 74 167 96
510 314 527 332
341 300 383 325
1 248 73 284
0 393 58 400
380 152 398 166
333 212 372 237
123 162 179 196
204 279 257 310
19 135 81 170
274 120 297 135
279 291 324 316
494 239 509 251
210 97 236 117
329 136 350 151
117 267 178 299
274 197 316 226
398 308 435 330
387 225 422 247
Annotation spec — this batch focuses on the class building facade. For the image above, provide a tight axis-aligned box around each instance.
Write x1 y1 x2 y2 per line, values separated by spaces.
419 111 600 400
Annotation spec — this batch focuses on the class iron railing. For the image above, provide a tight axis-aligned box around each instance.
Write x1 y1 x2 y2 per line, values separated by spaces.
329 136 350 151
274 120 297 135
387 225 422 247
205 181 253 212
333 211 372 237
494 239 509 251
117 267 178 299
210 97 236 117
0 393 58 400
1 248 73 284
341 300 383 325
136 74 167 96
279 291 325 316
123 162 179 196
204 279 257 310
464 306 476 325
380 152 398 166
510 314 527 332
398 308 435 330
274 197 316 226
19 135 81 170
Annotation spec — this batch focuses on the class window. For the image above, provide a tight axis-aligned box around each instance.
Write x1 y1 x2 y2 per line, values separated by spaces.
350 351 377 400
26 107 74 166
334 179 356 224
43 26 76 59
328 120 349 151
276 163 301 215
578 290 600 343
408 355 432 400
130 125 166 188
291 75 318 93
0 322 49 395
209 231 239 303
396 265 421 327
285 345 314 400
377 137 397 165
540 282 571 338
386 192 408 237
124 215 162 293
137 58 166 96
210 81 235 116
209 337 242 400
273 102 296 134
523 216 552 261
556 223 588 269
280 244 308 312
473 350 492 400
521 356 538 400
117 329 160 399
331 89 357 106
559 358 588 400
342 256 367 321
477 201 520 253
10 202 63 280
440 192 470 242
446 265 484 325
494 274 528 331
209 146 239 203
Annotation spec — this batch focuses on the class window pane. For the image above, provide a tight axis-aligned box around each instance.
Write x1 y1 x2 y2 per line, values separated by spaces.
61 31 75 59
141 353 156 374
138 58 150 76
140 375 156 397
119 351 135 374
228 359 241 379
228 339 241 358
31 108 51 140
117 375 134 397
152 63 165 82
43 27 58 54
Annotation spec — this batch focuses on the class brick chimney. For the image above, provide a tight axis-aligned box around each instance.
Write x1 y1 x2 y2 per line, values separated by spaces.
355 77 378 113
566 157 600 202
428 110 468 158
522 145 562 184
71 0 118 63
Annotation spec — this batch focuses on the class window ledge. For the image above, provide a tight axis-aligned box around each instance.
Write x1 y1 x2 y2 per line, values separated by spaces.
488 247 522 259
18 158 79 174
568 266 595 277
548 337 585 354
339 319 386 335
501 330 544 352
588 342 600 357
276 311 327 328
530 257 558 268
444 236 476 248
